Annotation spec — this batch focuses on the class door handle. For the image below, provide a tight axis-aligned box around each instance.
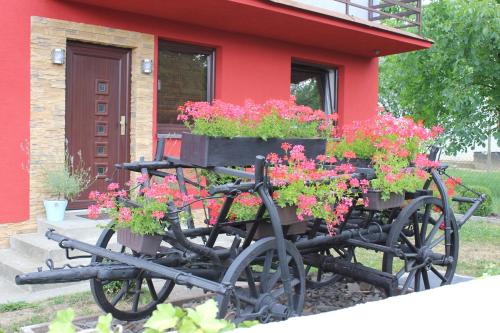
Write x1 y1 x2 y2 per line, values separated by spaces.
120 116 126 135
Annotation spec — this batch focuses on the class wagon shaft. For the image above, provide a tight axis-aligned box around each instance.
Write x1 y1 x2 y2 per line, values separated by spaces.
15 230 228 295
15 263 220 285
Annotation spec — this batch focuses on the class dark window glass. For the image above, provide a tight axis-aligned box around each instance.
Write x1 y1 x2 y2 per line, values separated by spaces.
95 122 107 136
157 41 214 134
96 81 109 94
96 102 107 115
96 165 107 177
291 63 337 114
96 144 106 156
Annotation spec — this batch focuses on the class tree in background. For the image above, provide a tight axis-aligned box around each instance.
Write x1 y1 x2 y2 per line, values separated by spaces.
379 0 499 154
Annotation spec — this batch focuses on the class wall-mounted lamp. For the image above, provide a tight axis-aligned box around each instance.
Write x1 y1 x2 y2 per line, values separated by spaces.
51 48 66 65
141 59 153 74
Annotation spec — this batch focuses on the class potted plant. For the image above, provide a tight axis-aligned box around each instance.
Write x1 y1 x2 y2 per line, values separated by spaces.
43 151 92 222
331 113 444 209
205 143 369 236
177 98 336 167
268 144 369 233
88 175 192 255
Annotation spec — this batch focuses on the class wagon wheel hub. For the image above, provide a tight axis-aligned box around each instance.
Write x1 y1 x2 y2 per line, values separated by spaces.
416 245 433 264
256 293 290 322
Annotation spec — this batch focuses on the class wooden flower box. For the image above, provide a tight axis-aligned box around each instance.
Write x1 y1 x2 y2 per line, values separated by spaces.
180 133 326 167
247 205 308 239
336 158 372 168
117 228 162 256
404 189 433 200
363 190 405 211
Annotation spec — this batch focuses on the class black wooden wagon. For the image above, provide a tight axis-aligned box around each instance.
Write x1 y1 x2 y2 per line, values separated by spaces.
16 136 486 323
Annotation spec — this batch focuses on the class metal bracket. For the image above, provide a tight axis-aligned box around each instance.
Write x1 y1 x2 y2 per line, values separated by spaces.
58 238 93 260
44 258 91 271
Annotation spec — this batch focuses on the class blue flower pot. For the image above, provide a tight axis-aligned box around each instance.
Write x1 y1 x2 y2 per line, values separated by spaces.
43 200 68 222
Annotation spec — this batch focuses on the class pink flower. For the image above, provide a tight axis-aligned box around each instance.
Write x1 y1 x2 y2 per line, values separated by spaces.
281 142 292 152
117 190 128 198
337 163 355 174
327 156 337 164
88 205 100 219
88 191 99 201
384 173 396 183
343 151 356 159
266 152 281 164
380 165 392 173
431 125 444 136
136 174 149 184
151 210 165 220
349 178 360 188
289 145 305 162
337 181 348 191
316 154 326 162
118 207 132 222
107 183 119 191
297 195 317 217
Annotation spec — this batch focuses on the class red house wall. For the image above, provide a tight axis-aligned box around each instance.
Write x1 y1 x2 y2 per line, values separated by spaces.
0 0 378 224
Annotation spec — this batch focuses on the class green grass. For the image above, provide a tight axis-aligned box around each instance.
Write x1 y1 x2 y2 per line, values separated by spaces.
0 301 31 313
447 168 500 215
460 220 500 244
0 292 97 333
46 291 91 306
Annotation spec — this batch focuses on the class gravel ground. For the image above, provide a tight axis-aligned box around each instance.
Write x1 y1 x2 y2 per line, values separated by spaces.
48 279 385 333
303 279 386 315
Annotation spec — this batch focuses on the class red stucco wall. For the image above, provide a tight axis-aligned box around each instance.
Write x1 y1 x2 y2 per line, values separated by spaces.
0 0 379 223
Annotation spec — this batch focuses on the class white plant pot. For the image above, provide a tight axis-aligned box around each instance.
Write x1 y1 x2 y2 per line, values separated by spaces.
43 199 68 222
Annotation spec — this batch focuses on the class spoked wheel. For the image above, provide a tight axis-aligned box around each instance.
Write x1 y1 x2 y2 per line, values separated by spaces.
216 237 305 324
90 228 175 321
304 247 354 289
382 196 459 294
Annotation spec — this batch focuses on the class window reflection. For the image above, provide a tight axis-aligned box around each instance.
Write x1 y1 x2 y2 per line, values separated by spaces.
290 63 337 114
157 41 214 133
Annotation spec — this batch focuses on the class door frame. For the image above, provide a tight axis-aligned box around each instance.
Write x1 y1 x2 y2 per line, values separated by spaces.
30 17 154 223
65 41 132 209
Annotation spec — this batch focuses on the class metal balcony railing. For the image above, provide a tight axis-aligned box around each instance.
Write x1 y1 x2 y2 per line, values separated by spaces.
272 0 423 35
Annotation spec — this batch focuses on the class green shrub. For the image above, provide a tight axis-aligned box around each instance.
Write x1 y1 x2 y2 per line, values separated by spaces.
44 150 93 200
456 185 493 217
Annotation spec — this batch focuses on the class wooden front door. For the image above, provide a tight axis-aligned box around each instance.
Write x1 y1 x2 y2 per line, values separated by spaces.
66 42 131 209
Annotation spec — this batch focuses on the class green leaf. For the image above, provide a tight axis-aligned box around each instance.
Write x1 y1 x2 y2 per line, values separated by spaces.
144 304 180 332
48 309 76 333
177 317 198 333
192 299 219 322
238 320 259 328
95 314 113 333
186 300 233 333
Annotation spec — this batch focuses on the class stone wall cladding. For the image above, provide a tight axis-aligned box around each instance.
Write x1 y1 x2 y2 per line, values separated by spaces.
0 17 154 247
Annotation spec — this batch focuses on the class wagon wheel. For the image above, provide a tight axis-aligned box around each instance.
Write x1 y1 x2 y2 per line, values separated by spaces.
304 247 354 289
382 196 459 295
90 227 175 321
216 237 305 324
